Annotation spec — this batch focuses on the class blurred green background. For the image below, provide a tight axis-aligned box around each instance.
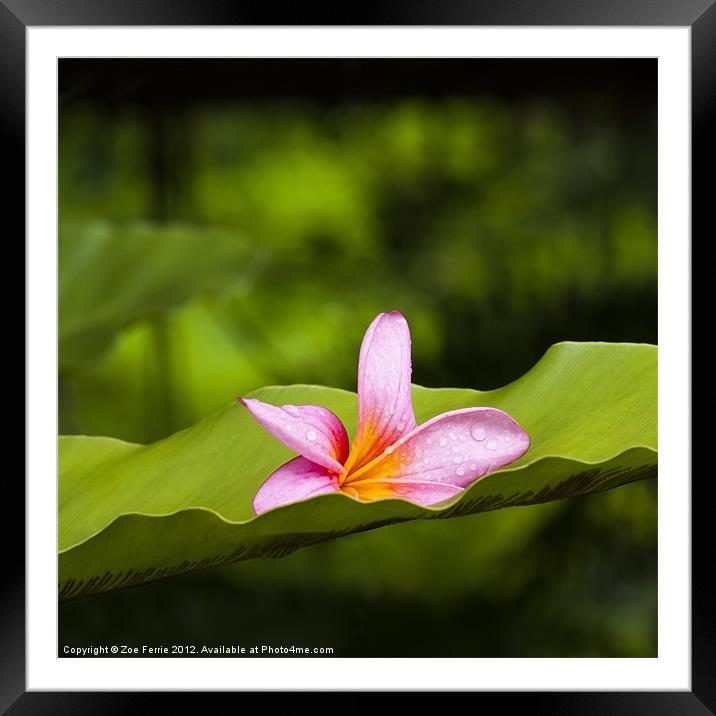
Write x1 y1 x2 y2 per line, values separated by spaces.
58 59 657 657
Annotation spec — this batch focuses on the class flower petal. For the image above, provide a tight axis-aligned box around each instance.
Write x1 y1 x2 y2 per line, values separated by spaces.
239 398 348 473
343 311 417 475
348 478 464 507
346 407 530 490
253 456 340 515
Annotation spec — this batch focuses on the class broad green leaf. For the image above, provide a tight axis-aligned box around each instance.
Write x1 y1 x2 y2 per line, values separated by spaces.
59 221 258 372
59 342 657 601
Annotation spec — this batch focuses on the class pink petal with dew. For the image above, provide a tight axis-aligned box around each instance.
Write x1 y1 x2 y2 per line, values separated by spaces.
349 477 464 507
253 456 340 515
238 398 349 474
346 407 530 493
344 311 417 473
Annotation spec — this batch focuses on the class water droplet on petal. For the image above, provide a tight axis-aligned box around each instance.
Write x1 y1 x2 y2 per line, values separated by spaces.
439 437 448 447
452 456 463 464
486 439 498 450
452 445 460 454
283 405 301 417
471 425 487 441
503 433 513 443
449 431 458 441
306 430 318 442
456 466 465 477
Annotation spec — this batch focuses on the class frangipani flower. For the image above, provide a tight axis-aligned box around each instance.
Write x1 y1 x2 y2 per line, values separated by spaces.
240 311 530 515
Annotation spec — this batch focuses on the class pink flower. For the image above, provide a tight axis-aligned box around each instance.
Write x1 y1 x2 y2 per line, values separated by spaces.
239 311 530 515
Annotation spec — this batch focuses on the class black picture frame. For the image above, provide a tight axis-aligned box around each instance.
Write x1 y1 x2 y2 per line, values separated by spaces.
7 1 708 711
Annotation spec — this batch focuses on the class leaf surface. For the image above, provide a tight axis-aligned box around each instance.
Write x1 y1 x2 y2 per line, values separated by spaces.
59 342 657 601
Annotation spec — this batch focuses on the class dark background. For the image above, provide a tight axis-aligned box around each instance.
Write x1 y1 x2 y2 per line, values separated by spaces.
58 58 657 657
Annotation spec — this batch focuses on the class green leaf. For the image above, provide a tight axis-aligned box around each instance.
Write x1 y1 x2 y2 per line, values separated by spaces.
59 341 657 601
59 221 259 372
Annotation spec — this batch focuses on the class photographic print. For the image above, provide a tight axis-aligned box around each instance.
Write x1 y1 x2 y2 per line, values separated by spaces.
57 57 657 660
